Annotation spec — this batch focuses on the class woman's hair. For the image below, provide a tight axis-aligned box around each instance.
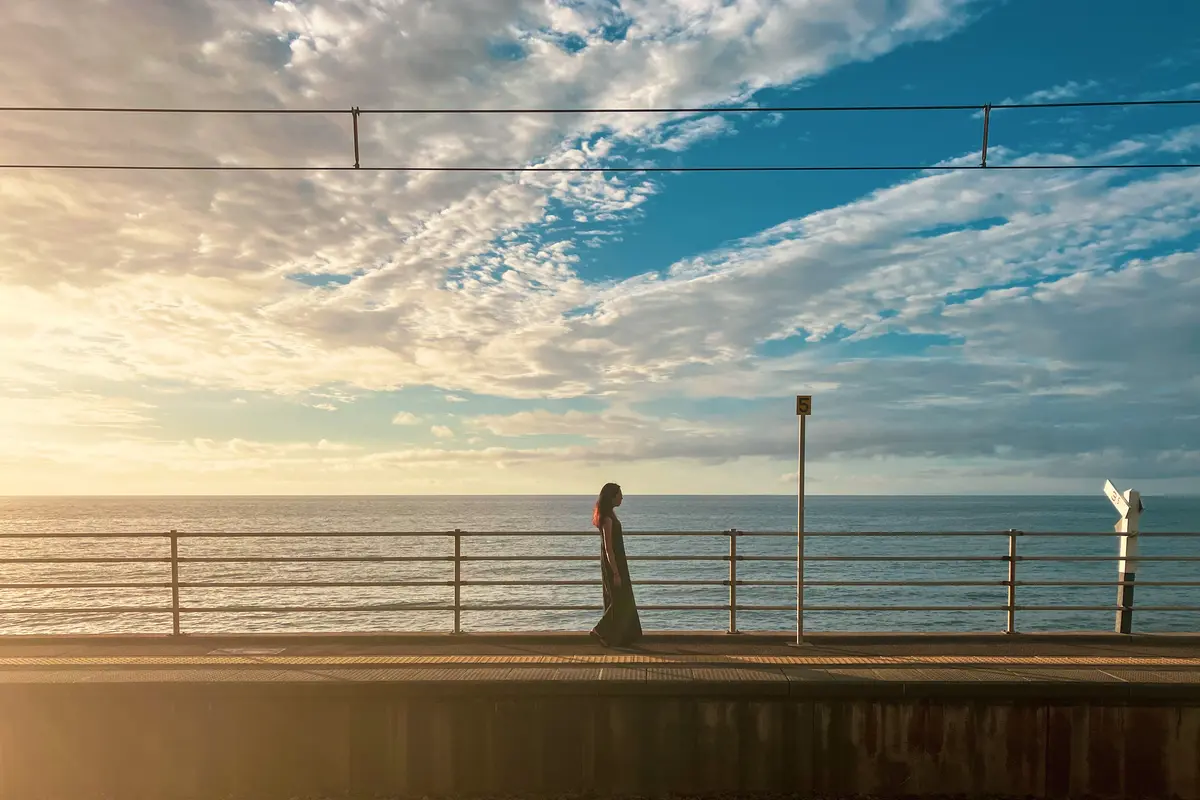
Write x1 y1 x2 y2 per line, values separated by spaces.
592 482 622 528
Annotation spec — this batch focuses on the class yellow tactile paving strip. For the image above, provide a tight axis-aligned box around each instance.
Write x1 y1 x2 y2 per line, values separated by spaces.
2 654 1200 668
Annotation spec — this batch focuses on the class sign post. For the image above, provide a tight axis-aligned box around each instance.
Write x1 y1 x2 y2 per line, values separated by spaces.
793 395 812 646
1105 480 1143 635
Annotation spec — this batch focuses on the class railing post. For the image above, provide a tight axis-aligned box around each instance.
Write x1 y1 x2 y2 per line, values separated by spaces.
453 529 462 634
169 529 180 636
1105 482 1142 634
1005 529 1019 634
728 528 738 634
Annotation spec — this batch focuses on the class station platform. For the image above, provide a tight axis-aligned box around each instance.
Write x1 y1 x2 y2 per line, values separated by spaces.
2 634 1198 798
1 632 1198 698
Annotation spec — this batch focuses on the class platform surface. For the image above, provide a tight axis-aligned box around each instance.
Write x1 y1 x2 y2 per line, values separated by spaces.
0 633 1198 697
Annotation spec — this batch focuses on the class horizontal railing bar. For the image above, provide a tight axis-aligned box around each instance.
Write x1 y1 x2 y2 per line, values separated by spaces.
0 533 171 539
4 527 1195 542
1121 606 1200 612
0 558 172 564
803 531 1200 537
177 556 453 563
178 581 454 589
179 605 451 613
797 555 1004 562
0 604 767 615
801 606 1008 614
1017 556 1200 562
800 531 1012 537
461 579 722 586
459 555 729 562
461 605 730 612
167 579 733 589
165 605 737 613
735 605 801 611
0 530 776 539
0 607 173 614
0 582 174 589
1016 580 1200 587
1011 605 1200 612
12 578 1197 592
180 579 712 588
453 556 595 563
802 580 1007 587
732 556 796 562
781 604 1200 613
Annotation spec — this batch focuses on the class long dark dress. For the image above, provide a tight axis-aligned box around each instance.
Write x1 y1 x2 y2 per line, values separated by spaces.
592 513 642 646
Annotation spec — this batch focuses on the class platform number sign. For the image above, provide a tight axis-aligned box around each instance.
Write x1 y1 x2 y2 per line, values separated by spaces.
795 395 812 416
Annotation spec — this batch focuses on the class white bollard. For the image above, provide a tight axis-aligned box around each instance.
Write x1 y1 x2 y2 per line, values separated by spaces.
1105 480 1143 635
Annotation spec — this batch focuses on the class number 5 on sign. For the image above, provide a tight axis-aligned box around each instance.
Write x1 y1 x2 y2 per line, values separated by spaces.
795 395 812 416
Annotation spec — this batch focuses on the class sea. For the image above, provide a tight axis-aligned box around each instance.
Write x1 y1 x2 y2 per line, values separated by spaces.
0 494 1197 637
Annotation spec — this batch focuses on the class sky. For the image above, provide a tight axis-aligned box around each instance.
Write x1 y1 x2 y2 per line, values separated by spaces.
0 0 1198 496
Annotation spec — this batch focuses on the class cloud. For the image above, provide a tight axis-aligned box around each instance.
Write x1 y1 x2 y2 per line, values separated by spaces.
0 0 978 401
391 411 421 425
430 425 455 439
647 115 736 152
0 393 156 434
1002 80 1101 105
2 0 1198 493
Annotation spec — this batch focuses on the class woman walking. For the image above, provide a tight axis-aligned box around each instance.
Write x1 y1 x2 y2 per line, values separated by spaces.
590 483 642 647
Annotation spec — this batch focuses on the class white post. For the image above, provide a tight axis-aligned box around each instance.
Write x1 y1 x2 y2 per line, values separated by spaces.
1105 480 1143 635
794 395 811 646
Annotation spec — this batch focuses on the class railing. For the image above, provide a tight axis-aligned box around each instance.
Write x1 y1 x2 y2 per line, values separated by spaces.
0 529 1198 636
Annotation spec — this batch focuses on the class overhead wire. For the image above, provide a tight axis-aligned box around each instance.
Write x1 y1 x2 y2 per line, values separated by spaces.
0 97 1195 173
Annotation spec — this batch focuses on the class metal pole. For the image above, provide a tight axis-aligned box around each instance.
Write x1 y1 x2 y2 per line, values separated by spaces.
1005 529 1018 634
728 528 738 634
351 106 361 169
169 529 180 636
981 104 992 168
453 529 462 634
794 395 810 646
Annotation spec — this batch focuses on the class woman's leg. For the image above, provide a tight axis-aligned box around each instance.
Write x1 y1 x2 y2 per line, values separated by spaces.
592 550 616 644
609 557 642 646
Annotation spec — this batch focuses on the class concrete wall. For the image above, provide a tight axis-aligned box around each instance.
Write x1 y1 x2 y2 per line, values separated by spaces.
1 682 1197 799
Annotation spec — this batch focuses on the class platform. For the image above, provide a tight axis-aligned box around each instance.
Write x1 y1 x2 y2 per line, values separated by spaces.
1 632 1198 698
2 634 1198 799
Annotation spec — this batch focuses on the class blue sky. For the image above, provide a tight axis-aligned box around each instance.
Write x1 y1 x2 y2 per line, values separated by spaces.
0 0 1197 495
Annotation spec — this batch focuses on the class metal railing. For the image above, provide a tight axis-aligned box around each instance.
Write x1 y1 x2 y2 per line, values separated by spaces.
0 528 1198 636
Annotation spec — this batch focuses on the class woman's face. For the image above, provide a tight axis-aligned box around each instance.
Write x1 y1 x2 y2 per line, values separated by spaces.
614 490 623 507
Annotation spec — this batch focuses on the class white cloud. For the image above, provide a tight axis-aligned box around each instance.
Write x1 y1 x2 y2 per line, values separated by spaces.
0 0 978 401
391 411 420 425
1003 80 1101 105
1 0 1198 493
430 425 455 439
648 115 736 152
0 393 156 435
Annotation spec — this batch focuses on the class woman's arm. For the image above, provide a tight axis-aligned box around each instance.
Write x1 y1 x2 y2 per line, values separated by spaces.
600 517 620 587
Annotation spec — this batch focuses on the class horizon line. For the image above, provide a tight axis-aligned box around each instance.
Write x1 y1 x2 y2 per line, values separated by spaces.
1 492 1193 499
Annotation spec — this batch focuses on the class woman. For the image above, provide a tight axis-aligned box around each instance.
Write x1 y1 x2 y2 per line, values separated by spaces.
590 482 642 647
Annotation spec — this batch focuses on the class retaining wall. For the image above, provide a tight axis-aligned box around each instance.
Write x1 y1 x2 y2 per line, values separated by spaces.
1 677 1197 799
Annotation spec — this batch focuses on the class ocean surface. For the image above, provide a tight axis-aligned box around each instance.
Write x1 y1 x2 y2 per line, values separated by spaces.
0 494 1197 636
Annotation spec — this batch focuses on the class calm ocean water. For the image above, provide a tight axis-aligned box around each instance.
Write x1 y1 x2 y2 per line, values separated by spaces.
0 494 1197 636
